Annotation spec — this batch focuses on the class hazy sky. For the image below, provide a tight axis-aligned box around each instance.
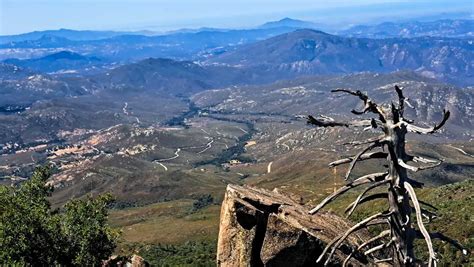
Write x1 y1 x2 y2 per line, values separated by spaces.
0 0 472 35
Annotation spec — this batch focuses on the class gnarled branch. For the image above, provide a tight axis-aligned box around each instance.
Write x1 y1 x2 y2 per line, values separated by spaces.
395 85 405 116
331 89 387 122
309 172 388 215
405 182 437 267
343 229 392 267
345 192 389 217
345 185 390 217
398 159 419 172
364 239 394 255
406 110 450 135
415 231 469 256
342 250 355 267
364 118 378 131
307 115 374 128
419 200 438 211
317 211 393 266
410 207 438 223
342 135 385 146
398 159 443 172
412 156 441 164
406 177 424 189
374 257 393 263
357 230 391 251
345 141 385 180
329 151 388 168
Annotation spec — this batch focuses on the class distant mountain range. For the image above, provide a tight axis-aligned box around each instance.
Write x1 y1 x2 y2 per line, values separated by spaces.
340 19 474 38
1 18 473 100
0 18 323 45
1 18 471 45
1 27 472 106
208 29 474 86
2 18 471 62
0 27 305 62
3 51 103 73
0 28 156 44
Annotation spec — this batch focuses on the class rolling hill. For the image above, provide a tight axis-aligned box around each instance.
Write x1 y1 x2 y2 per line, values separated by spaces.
193 71 473 139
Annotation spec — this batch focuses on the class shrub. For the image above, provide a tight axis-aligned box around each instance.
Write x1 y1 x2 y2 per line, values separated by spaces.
0 166 119 265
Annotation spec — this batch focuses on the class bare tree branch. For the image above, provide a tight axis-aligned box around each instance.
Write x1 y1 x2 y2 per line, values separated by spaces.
362 118 378 131
307 115 374 128
307 115 349 127
328 151 388 168
398 159 420 172
395 85 405 116
415 231 469 256
406 110 450 135
365 219 391 228
344 184 390 217
374 258 393 263
345 192 388 217
357 230 391 250
331 89 387 122
317 211 393 266
391 102 401 123
414 207 438 223
408 207 438 223
406 177 425 189
309 172 388 215
342 250 355 267
419 200 438 211
364 239 394 255
405 182 437 267
398 159 443 172
344 141 385 180
412 156 441 164
342 135 385 146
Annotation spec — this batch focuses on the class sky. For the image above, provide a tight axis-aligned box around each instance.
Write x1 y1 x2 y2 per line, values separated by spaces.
0 0 473 35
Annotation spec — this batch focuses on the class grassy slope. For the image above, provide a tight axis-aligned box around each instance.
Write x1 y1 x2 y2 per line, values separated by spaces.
109 199 220 266
109 199 220 246
109 176 473 265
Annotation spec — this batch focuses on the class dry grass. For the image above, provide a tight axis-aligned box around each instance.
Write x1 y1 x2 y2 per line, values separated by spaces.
109 199 220 245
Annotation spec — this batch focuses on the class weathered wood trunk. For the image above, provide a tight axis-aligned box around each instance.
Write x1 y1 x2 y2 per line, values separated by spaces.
386 120 415 266
305 86 464 266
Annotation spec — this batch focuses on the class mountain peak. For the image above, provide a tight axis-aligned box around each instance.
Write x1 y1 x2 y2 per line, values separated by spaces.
42 51 88 61
279 17 301 22
260 17 320 29
38 34 71 42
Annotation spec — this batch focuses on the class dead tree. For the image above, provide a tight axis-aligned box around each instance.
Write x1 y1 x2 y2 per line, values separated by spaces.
307 86 467 266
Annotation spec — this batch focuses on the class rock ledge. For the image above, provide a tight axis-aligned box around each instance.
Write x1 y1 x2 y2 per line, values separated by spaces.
217 184 371 266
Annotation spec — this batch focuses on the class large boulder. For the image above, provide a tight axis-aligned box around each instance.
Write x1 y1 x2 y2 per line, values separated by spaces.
217 184 372 266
